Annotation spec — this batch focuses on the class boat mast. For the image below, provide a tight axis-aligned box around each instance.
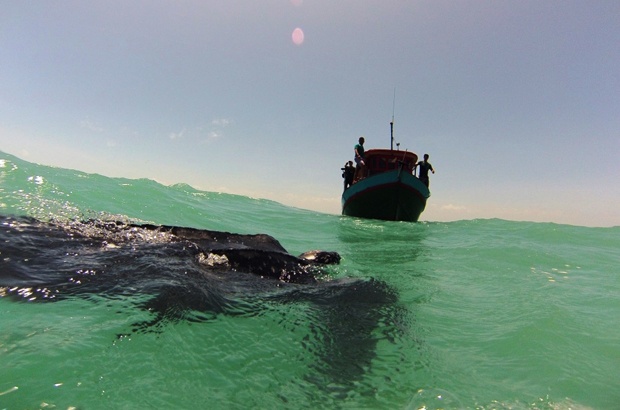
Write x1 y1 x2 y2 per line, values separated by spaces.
390 88 396 151
390 120 394 151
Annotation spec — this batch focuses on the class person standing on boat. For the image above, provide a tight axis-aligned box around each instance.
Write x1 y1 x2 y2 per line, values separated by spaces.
415 154 435 188
353 136 366 181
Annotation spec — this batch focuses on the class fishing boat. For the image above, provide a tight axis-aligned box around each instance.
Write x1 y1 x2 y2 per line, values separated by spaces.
341 122 430 222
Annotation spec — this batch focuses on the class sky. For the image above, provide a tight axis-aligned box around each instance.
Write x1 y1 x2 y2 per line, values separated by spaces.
1 0 619 227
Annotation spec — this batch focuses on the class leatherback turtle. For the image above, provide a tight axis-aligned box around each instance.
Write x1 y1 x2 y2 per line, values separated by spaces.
0 215 404 388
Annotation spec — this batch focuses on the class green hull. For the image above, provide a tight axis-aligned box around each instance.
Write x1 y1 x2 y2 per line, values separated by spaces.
341 170 430 222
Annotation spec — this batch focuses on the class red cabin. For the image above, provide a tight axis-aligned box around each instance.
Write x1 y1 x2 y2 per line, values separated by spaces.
360 149 418 179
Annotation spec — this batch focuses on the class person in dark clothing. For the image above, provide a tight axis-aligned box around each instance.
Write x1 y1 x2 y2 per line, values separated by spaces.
415 154 435 188
342 161 355 190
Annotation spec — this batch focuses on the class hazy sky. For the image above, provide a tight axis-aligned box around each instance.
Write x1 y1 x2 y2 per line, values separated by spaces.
1 0 619 227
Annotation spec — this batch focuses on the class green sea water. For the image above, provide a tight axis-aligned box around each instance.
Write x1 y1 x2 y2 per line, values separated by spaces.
1 151 619 409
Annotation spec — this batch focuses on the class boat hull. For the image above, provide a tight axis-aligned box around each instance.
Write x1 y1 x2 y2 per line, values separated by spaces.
341 169 430 222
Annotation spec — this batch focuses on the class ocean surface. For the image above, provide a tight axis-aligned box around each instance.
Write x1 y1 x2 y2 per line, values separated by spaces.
0 151 618 410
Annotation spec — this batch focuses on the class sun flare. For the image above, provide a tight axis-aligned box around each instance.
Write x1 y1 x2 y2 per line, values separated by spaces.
292 28 304 45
